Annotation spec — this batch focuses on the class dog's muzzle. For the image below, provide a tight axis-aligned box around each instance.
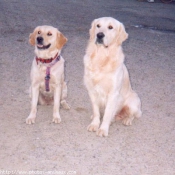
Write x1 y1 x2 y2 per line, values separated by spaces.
37 36 43 44
36 37 51 50
96 32 105 44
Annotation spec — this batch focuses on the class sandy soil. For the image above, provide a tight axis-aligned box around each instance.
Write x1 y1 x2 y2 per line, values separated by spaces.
0 0 175 175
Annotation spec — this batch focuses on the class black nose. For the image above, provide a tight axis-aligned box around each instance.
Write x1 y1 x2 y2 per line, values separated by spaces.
37 37 43 44
97 32 105 39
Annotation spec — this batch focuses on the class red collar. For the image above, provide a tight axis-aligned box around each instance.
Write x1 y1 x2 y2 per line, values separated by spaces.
36 53 59 64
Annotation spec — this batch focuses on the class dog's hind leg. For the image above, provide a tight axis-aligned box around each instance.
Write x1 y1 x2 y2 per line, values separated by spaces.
122 92 142 126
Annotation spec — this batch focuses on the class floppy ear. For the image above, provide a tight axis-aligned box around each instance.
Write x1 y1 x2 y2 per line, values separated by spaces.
116 23 128 45
56 31 67 50
29 31 36 46
89 19 97 41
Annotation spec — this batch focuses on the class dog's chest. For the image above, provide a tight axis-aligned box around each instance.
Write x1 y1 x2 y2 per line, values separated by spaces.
86 56 113 83
85 69 111 107
37 65 59 92
86 67 113 95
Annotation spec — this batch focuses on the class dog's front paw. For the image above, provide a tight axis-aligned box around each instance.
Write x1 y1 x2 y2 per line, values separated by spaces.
26 115 36 124
52 113 61 124
122 116 134 126
87 123 99 132
96 128 109 137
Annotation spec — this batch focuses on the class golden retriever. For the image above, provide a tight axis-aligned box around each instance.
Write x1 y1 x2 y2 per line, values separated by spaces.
84 17 142 137
26 25 70 124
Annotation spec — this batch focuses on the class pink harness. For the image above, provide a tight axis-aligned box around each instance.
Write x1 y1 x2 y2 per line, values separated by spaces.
36 53 60 92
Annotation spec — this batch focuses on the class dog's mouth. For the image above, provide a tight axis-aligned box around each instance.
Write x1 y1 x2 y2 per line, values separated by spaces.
37 43 51 50
96 40 108 48
96 33 108 48
96 38 104 44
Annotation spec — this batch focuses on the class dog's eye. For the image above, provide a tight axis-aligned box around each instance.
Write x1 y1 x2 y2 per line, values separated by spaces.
47 32 52 36
38 31 41 34
97 24 101 28
108 25 113 30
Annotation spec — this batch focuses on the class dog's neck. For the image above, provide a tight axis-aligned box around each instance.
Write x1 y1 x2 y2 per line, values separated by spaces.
87 42 122 57
34 48 61 59
36 52 60 65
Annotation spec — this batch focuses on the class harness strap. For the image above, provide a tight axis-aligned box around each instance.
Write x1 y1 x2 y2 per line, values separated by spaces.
45 54 60 92
45 67 51 92
36 53 60 92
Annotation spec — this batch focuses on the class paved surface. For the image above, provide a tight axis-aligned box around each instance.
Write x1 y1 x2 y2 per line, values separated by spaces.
0 0 175 175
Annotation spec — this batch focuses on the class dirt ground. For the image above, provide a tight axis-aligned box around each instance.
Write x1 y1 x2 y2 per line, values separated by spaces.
0 0 175 175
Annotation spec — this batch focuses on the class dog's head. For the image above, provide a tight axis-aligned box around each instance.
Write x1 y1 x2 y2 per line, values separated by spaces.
89 17 128 47
29 25 67 52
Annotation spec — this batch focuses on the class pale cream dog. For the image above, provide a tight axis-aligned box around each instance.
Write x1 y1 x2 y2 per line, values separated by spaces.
26 25 70 124
84 17 142 137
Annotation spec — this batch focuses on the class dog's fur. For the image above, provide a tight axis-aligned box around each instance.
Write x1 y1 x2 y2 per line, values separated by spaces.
84 17 142 137
26 25 70 124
